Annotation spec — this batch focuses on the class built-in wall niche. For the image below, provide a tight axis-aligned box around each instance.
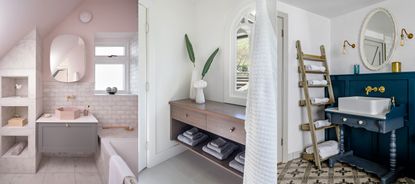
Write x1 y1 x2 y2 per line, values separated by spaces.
1 136 28 158
1 77 28 98
1 106 28 128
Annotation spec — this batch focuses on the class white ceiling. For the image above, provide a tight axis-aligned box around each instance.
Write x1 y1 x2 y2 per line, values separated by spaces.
279 0 387 18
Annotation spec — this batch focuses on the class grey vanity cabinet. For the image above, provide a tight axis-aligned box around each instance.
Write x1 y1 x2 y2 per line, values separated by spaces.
37 123 97 154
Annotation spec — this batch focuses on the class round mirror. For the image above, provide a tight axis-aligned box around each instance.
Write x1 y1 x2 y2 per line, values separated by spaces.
50 34 86 82
360 8 396 70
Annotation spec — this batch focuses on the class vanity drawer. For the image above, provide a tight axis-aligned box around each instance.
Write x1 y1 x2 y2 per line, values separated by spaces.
207 116 245 145
171 106 207 129
329 114 404 133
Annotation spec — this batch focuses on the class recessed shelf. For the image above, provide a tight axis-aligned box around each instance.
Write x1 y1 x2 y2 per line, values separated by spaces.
1 106 28 128
1 136 29 158
1 77 28 98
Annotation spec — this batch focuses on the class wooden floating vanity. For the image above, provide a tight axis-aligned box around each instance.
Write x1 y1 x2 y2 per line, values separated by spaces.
170 99 246 178
36 114 98 155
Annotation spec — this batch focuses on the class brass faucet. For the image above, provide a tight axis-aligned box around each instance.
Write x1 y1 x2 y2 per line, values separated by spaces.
65 95 76 102
365 86 377 95
365 86 386 95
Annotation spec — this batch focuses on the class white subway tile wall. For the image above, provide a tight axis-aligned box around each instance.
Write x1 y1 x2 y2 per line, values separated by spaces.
43 81 138 127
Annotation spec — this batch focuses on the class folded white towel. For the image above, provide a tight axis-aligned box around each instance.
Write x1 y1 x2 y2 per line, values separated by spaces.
210 138 227 148
235 151 245 164
178 134 208 146
308 80 328 86
10 141 27 155
305 140 339 159
229 159 244 173
305 65 326 72
311 97 329 104
314 119 331 129
184 127 199 136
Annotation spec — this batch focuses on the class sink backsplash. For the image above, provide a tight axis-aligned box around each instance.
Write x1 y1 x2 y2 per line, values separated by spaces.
43 81 138 127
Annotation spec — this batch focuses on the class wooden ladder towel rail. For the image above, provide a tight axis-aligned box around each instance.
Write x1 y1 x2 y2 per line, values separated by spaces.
296 40 340 170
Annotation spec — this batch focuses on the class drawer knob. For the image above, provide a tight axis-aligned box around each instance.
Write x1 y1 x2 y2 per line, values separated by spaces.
342 118 348 122
358 120 364 125
66 123 70 127
229 127 235 133
185 114 189 118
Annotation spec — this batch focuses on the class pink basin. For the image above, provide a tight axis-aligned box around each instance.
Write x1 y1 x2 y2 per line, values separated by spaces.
55 107 81 120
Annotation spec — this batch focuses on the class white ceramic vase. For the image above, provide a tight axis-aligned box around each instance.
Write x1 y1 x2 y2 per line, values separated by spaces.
189 68 199 100
194 80 207 104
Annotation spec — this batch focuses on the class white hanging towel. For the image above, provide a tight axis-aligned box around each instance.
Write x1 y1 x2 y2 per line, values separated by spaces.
308 80 328 86
305 140 339 159
305 64 326 72
311 97 330 104
314 119 331 129
109 155 135 184
243 0 278 183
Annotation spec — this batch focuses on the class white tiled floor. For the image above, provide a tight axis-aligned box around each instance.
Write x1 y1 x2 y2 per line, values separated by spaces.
138 151 243 184
0 156 102 184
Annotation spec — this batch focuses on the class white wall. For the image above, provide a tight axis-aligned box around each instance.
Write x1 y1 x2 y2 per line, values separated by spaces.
277 2 331 157
145 0 196 167
331 0 415 74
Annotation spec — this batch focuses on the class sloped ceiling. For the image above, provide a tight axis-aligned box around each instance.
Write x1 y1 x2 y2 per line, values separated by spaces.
0 0 84 58
280 0 387 18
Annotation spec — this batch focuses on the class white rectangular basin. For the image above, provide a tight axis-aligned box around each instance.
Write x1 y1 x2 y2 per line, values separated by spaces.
338 96 391 115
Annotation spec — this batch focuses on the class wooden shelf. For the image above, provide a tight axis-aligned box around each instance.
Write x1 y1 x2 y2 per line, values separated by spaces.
300 123 337 131
177 139 243 178
302 54 326 62
176 139 243 178
299 100 333 106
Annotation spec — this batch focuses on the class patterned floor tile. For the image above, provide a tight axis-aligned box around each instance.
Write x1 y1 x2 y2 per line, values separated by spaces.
333 167 354 177
306 178 330 184
277 158 415 184
284 167 307 179
278 179 303 184
333 177 355 184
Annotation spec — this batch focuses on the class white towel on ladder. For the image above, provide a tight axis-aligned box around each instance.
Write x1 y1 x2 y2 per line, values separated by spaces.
314 119 331 129
308 80 328 86
305 65 326 72
311 97 329 104
243 0 278 183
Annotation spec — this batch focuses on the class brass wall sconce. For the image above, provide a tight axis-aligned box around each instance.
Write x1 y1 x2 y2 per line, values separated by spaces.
400 28 413 46
342 40 356 55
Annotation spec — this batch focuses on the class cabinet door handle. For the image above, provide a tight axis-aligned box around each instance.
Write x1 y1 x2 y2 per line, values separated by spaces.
342 118 348 122
66 123 70 127
185 113 189 118
358 120 364 125
229 127 235 133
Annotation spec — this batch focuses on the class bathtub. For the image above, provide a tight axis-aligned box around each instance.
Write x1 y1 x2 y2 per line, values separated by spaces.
96 137 138 184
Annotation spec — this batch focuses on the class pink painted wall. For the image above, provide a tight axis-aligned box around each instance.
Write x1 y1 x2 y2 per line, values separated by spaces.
42 0 138 82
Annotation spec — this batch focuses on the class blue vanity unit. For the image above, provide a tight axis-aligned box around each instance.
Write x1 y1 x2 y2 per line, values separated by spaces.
326 72 415 181
325 105 405 184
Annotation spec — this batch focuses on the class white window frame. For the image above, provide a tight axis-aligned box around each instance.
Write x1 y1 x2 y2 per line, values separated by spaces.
224 5 255 106
94 41 130 94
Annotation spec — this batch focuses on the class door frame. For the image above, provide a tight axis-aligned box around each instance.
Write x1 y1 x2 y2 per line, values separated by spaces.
138 1 149 172
277 11 289 163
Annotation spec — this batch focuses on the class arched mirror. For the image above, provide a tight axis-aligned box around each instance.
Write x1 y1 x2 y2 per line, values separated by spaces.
360 8 396 70
50 34 86 82
234 10 255 93
224 7 256 106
